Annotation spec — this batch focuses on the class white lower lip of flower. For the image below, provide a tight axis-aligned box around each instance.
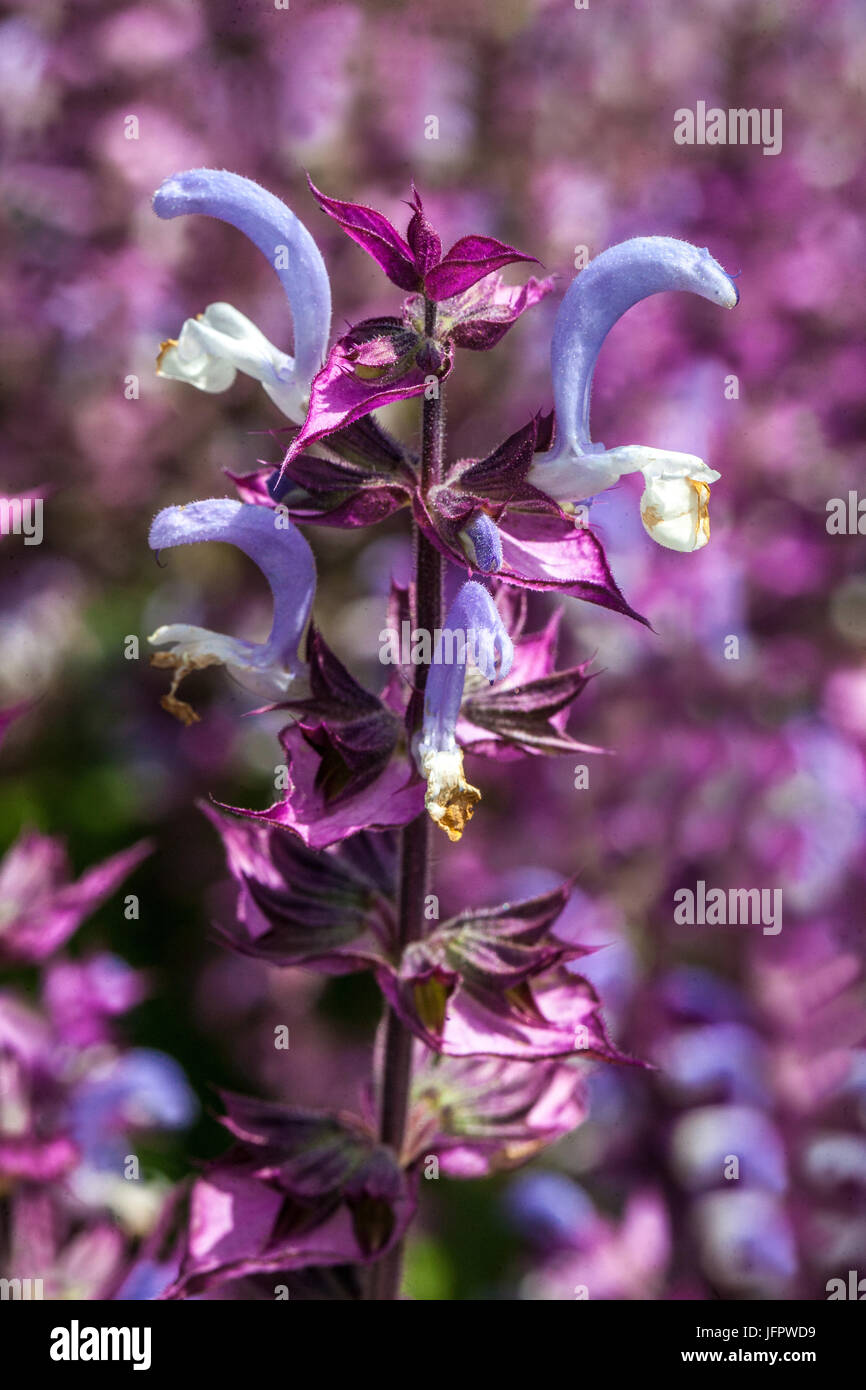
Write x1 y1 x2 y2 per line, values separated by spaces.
529 443 719 512
418 742 481 843
639 474 714 551
156 330 237 394
531 441 720 552
602 445 713 479
156 303 307 422
148 624 298 724
596 446 719 551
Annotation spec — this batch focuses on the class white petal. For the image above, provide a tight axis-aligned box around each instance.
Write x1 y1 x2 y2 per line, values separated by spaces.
148 622 297 724
156 303 308 421
640 474 714 552
607 445 719 484
156 322 238 393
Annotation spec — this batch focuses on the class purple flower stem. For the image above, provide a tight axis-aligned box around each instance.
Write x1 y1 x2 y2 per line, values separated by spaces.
369 302 443 1301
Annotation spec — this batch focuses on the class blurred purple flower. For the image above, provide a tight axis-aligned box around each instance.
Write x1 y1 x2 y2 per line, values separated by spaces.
0 832 150 966
43 954 146 1048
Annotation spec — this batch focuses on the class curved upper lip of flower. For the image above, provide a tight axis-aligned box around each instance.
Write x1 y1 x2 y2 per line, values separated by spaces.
535 236 738 473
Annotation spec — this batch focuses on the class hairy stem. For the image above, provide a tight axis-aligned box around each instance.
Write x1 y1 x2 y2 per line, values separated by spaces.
369 302 443 1301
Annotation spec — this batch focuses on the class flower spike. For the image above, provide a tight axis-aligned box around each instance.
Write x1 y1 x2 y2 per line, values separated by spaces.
153 169 331 422
531 237 738 550
148 499 316 723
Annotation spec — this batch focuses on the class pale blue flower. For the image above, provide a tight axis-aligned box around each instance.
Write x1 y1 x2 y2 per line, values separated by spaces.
153 169 331 423
531 237 738 550
148 499 316 722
